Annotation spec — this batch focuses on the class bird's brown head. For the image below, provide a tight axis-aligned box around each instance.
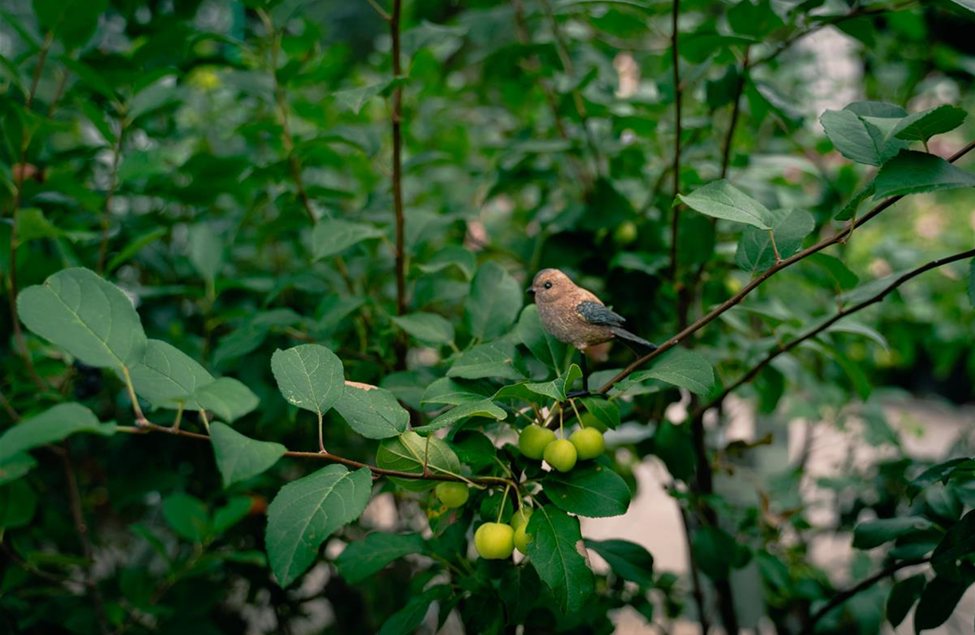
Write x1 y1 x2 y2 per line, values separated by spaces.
528 268 575 304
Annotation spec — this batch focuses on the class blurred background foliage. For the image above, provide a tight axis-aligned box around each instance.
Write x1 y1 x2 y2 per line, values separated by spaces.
1 0 975 633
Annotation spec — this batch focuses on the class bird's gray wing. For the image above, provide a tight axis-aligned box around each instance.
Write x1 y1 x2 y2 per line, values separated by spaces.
575 301 625 326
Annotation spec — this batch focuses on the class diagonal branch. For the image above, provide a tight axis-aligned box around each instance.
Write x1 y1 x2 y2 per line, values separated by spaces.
700 247 975 413
597 138 975 394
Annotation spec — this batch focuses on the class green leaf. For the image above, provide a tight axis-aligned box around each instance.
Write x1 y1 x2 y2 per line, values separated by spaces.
0 403 115 464
447 343 524 381
914 574 973 632
735 209 815 274
873 151 975 199
266 465 373 588
194 378 260 423
525 505 594 615
335 532 426 583
584 539 654 587
630 348 714 395
211 496 254 534
820 108 907 166
106 227 168 273
377 585 451 635
0 453 37 487
333 81 391 115
679 33 756 64
33 0 107 48
844 101 907 118
311 219 384 260
727 0 784 38
908 458 974 501
516 305 568 372
931 509 975 581
893 105 967 142
416 246 476 280
16 208 63 242
525 364 582 402
852 516 935 549
693 526 745 580
421 377 493 406
499 564 541 625
188 223 223 283
678 180 775 229
210 422 286 488
946 0 975 12
270 344 345 416
17 267 147 369
333 382 409 439
162 493 209 543
835 181 876 221
580 397 620 430
391 312 455 345
543 461 632 518
376 431 461 492
413 399 506 436
0 480 37 530
465 262 523 342
653 421 696 482
129 339 214 410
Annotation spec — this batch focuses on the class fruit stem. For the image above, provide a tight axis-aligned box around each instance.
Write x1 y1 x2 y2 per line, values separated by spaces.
568 398 584 427
497 484 511 523
559 405 564 438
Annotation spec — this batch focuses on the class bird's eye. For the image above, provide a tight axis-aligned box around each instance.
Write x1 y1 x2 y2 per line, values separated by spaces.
543 282 552 289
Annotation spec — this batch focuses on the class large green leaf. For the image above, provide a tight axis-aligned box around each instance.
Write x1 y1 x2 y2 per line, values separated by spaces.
629 348 714 395
735 209 815 274
887 574 926 628
543 461 631 518
820 108 906 166
525 364 583 402
333 382 409 439
0 403 115 464
266 465 373 587
0 480 37 530
17 267 147 369
678 180 775 229
447 343 524 381
194 378 260 423
465 262 523 341
873 151 975 199
162 493 209 543
377 585 451 635
580 397 620 430
129 339 214 410
33 0 107 48
270 344 345 416
852 516 935 549
375 431 461 491
913 573 974 632
391 312 455 345
335 532 426 583
210 422 287 488
893 105 967 142
584 539 655 587
311 219 384 260
516 305 568 371
412 399 506 436
525 505 594 615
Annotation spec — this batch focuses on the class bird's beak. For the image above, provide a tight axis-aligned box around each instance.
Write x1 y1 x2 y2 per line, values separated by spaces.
526 287 535 295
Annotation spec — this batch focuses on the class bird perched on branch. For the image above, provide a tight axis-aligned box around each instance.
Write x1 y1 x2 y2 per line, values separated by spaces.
528 268 656 397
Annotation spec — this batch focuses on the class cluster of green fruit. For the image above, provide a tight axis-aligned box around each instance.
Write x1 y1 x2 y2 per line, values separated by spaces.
517 423 605 472
429 423 605 561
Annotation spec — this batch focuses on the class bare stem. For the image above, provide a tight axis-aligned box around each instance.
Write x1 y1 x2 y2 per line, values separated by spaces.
97 116 127 274
719 47 749 179
668 0 682 280
390 0 408 367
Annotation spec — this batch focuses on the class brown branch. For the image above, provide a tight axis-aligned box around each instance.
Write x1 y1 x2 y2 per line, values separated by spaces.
96 117 127 274
668 0 682 280
390 0 409 368
363 0 391 21
597 139 975 394
7 33 54 392
719 47 749 180
801 557 929 634
675 491 710 633
700 247 975 413
0 543 71 584
59 447 111 635
119 419 511 486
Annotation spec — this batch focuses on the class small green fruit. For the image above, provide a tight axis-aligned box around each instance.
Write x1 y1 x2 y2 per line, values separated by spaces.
613 221 638 245
511 508 533 531
543 439 578 472
514 524 533 555
519 424 556 460
474 522 515 559
570 427 605 460
435 482 469 508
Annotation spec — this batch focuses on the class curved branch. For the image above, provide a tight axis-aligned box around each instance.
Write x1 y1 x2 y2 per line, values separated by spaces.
118 419 511 487
701 247 975 412
801 557 929 634
597 139 975 394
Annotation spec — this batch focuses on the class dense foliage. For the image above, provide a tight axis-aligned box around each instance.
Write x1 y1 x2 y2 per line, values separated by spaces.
2 0 975 633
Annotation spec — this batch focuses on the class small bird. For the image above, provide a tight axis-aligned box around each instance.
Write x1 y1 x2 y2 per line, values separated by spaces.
527 268 656 397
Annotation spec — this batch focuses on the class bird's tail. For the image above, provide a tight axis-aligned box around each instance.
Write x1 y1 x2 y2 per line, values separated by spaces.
610 327 658 356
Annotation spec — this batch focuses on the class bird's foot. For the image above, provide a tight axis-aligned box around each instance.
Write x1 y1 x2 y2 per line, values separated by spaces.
565 389 592 400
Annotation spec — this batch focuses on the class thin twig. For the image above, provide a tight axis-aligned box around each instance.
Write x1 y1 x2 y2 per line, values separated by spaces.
597 139 975 394
719 47 749 180
364 0 391 21
675 491 710 633
390 0 408 367
700 247 975 414
0 386 19 422
60 447 111 635
801 557 929 634
97 117 127 274
668 0 682 280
